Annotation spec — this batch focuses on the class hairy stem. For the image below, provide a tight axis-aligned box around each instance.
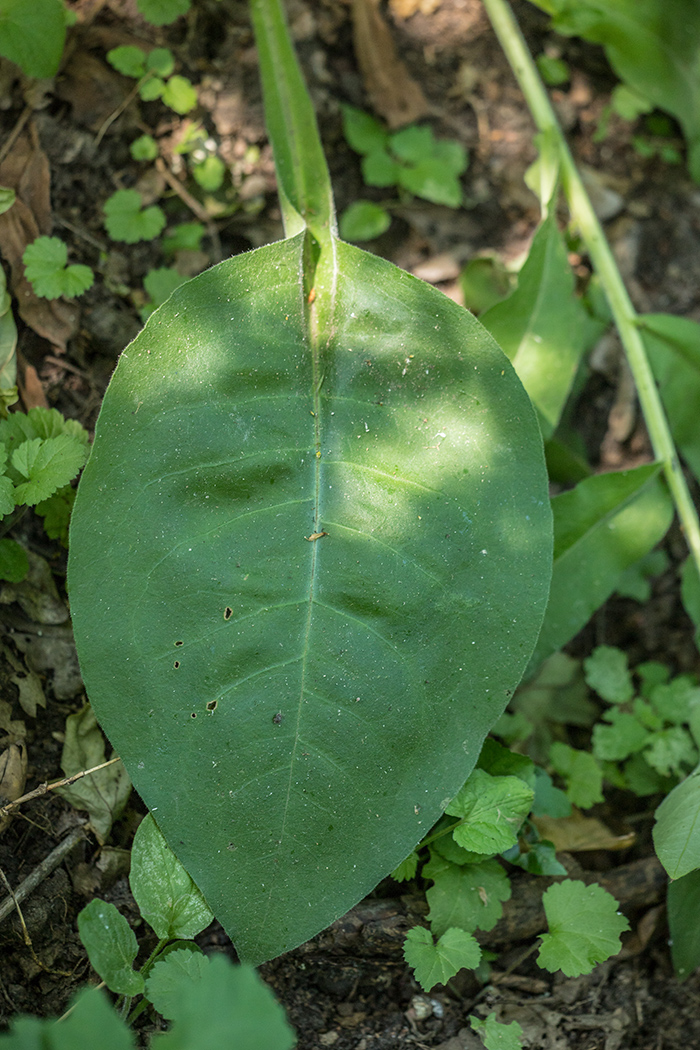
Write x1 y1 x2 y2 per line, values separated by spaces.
482 0 700 577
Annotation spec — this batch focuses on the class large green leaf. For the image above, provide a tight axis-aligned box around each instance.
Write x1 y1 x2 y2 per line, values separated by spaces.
667 868 700 980
0 0 66 79
530 464 673 670
68 230 551 963
481 211 593 439
640 313 700 485
653 768 700 879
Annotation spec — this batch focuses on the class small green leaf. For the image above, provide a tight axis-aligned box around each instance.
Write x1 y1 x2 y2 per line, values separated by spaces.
471 1012 524 1050
536 54 570 86
137 0 191 26
592 709 650 762
53 986 135 1050
445 769 534 854
162 75 198 115
654 769 700 878
130 814 214 940
154 955 295 1050
644 726 697 777
391 851 419 882
506 838 567 877
145 948 209 1019
11 433 88 505
22 237 93 300
338 201 391 242
0 539 28 583
460 257 514 316
389 125 434 164
0 187 16 216
0 0 66 78
35 485 76 546
146 47 175 76
397 159 463 208
477 738 535 788
548 743 603 809
537 880 629 977
163 221 206 254
130 134 159 161
649 676 700 725
610 83 653 121
142 267 188 318
426 859 511 938
107 45 147 78
104 189 166 243
56 705 131 844
584 645 634 703
361 150 400 188
532 768 571 818
404 926 481 991
341 105 388 155
139 76 166 101
77 899 145 996
191 155 225 191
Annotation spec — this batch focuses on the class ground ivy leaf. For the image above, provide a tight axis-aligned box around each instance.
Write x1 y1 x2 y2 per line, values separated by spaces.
145 948 209 1020
537 880 629 977
426 858 511 938
592 709 650 762
11 434 88 505
477 738 536 789
341 105 388 155
162 74 198 114
103 189 166 243
391 851 419 882
470 1012 524 1050
137 0 191 26
650 677 700 725
583 645 634 703
403 926 481 991
22 236 93 300
445 768 534 854
644 726 698 777
107 44 147 77
548 743 603 809
130 814 214 940
77 899 145 996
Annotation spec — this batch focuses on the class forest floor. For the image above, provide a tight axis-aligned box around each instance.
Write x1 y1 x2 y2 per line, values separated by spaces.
1 0 700 1046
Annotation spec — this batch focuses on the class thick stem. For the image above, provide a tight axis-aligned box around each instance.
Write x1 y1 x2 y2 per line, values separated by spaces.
481 0 700 576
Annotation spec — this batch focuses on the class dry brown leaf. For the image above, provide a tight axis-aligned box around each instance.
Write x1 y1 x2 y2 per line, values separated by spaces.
352 0 430 128
0 125 79 352
0 742 27 833
532 811 636 853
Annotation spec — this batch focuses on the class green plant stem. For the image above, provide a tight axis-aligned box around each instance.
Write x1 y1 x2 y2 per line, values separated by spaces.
481 0 700 578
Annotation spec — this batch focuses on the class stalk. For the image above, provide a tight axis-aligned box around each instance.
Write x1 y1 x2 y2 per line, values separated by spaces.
481 0 700 576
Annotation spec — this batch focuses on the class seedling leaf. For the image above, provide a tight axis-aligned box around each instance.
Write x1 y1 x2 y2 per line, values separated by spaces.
130 814 214 940
147 47 175 76
537 880 629 977
397 158 463 208
584 645 634 703
162 75 198 114
107 45 147 78
191 155 225 191
0 0 66 78
163 222 206 255
592 709 650 762
77 899 145 996
404 926 481 991
22 237 93 300
53 986 135 1050
341 105 388 155
445 769 534 854
145 948 209 1019
548 743 603 809
104 189 166 243
361 150 401 188
131 134 159 161
339 201 391 242
471 1013 525 1050
137 0 191 26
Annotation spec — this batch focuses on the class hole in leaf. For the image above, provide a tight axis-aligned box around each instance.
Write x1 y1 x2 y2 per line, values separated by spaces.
173 661 180 669
175 640 184 646
206 699 218 712
190 712 197 719
224 606 233 620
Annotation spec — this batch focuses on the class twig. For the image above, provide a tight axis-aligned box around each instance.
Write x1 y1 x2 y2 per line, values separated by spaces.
95 78 145 148
155 157 223 262
0 757 122 822
0 105 32 167
481 0 700 580
0 825 86 926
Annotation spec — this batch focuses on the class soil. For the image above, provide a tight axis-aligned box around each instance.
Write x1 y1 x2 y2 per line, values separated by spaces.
1 0 700 1046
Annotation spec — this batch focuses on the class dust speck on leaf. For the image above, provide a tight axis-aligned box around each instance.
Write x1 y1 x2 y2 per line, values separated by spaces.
272 712 283 725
